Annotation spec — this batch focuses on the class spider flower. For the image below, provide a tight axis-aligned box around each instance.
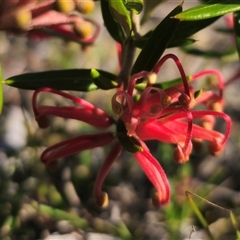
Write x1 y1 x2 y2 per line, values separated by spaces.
32 54 231 207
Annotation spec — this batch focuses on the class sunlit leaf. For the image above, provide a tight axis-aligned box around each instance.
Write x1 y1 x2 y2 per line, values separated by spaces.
172 16 219 42
108 0 132 38
101 0 126 43
90 69 119 90
175 1 240 21
4 69 117 91
135 14 219 49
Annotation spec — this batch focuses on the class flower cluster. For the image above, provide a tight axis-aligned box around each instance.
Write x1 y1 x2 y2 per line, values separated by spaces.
32 54 231 207
0 0 99 45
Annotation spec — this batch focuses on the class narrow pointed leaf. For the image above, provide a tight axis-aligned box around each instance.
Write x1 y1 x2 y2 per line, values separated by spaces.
101 0 126 43
194 89 203 99
234 11 240 61
108 0 132 38
135 16 218 48
175 1 240 21
116 118 143 153
131 4 182 74
4 69 117 91
90 69 119 90
134 36 196 48
171 16 219 43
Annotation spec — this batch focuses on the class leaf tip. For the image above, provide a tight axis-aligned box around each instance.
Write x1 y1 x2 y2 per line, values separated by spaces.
90 68 100 79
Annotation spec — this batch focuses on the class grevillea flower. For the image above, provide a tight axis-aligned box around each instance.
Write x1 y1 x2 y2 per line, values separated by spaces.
0 0 99 45
32 54 232 207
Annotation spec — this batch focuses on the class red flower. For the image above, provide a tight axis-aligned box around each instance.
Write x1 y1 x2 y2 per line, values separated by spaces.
32 54 231 207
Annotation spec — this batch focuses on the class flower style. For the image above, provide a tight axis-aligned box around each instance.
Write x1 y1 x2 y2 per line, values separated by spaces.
32 54 232 207
0 0 99 45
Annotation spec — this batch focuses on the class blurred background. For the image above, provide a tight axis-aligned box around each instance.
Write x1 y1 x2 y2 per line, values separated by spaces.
1 1 240 239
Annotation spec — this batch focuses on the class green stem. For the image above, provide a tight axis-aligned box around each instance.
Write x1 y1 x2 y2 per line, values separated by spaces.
230 212 240 240
186 193 214 240
118 9 140 90
30 201 132 239
31 201 88 229
118 39 136 90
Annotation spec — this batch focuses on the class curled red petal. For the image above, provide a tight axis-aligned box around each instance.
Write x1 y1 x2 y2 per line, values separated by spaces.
153 54 190 97
41 132 115 166
36 106 114 128
32 88 115 128
134 141 170 206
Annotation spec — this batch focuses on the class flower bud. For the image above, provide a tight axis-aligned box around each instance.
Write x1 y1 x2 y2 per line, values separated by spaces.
56 0 75 13
200 115 216 130
162 95 171 108
208 138 223 156
178 92 195 109
75 0 95 14
152 192 169 206
95 191 109 208
173 143 192 164
146 72 157 84
72 20 93 38
14 9 32 30
209 100 223 112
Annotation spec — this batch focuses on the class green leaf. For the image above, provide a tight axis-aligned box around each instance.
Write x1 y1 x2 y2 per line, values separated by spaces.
171 16 219 43
175 1 240 21
0 64 3 114
234 11 240 61
194 89 203 99
135 16 219 48
134 35 196 48
101 0 126 43
90 69 119 90
116 118 143 153
131 4 182 74
4 69 117 91
125 0 144 14
108 0 132 38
